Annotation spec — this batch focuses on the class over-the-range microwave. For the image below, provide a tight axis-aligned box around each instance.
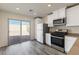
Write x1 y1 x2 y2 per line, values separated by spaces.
53 18 66 26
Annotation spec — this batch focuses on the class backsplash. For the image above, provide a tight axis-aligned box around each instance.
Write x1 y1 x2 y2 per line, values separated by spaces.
50 26 79 34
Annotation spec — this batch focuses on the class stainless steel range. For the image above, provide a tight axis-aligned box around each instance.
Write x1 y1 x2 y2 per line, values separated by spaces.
51 29 68 52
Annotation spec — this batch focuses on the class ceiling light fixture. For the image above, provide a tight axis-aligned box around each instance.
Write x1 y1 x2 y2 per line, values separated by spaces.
29 9 33 12
48 4 51 7
16 8 20 10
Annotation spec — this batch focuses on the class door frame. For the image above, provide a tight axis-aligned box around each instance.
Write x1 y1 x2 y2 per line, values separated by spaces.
8 18 31 45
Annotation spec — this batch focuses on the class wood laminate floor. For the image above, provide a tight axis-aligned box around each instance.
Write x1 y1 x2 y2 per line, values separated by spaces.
0 41 65 55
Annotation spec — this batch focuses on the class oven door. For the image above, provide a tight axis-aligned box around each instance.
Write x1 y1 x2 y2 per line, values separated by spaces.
51 36 64 48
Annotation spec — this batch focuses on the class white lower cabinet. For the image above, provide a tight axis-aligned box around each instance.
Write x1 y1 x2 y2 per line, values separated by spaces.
65 36 77 53
46 33 51 46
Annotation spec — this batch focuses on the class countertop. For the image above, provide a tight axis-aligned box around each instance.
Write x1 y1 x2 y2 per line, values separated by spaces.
66 33 79 55
65 33 79 38
47 32 79 37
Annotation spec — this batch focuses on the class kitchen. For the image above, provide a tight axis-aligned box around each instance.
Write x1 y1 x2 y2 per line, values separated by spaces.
35 4 79 55
0 1 79 59
0 3 79 55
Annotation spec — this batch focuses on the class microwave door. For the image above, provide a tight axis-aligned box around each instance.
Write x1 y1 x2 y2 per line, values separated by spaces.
53 18 66 26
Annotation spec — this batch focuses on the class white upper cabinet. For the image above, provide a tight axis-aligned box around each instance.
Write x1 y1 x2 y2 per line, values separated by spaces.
53 10 59 20
53 7 66 20
47 14 54 27
67 5 79 26
47 7 66 27
58 8 66 19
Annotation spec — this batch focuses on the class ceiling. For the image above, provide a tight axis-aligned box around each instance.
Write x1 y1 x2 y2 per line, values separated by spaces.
0 3 75 17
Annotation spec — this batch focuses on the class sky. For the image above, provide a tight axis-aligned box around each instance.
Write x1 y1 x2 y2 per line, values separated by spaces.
9 20 30 25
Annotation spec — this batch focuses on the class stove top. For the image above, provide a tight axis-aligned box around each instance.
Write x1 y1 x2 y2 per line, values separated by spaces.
51 32 68 37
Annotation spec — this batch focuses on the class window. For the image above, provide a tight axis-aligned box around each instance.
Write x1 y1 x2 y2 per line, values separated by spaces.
9 20 30 36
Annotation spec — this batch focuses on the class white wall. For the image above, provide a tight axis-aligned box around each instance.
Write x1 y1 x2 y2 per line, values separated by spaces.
42 16 48 24
0 11 35 47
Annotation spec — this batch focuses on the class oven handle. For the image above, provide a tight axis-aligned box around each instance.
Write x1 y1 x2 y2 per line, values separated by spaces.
51 35 64 39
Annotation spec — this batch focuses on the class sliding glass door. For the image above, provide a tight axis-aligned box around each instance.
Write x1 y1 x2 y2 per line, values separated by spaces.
22 21 30 35
9 19 31 45
21 21 31 42
9 20 21 36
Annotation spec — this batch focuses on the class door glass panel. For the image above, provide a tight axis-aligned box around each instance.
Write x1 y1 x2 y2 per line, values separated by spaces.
22 21 30 35
9 20 20 36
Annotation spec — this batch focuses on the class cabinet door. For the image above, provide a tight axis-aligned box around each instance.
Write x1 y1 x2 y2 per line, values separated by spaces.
58 8 66 18
53 10 58 20
67 5 79 26
47 14 53 27
46 33 51 46
65 36 77 53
